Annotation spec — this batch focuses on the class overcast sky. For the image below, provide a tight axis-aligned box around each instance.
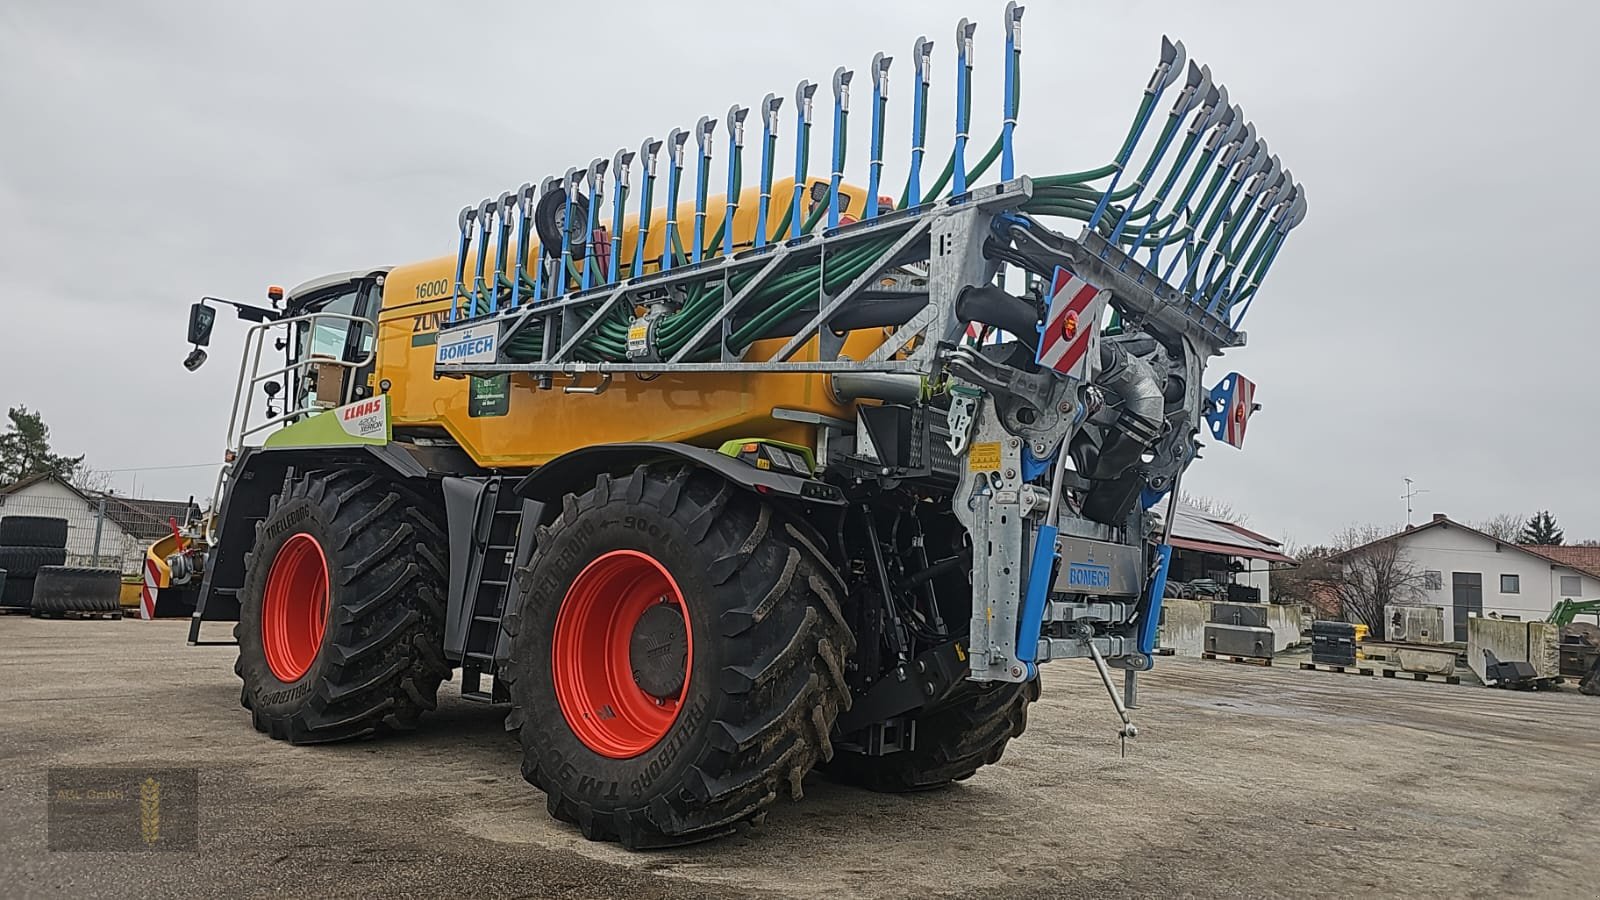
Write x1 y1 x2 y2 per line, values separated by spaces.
2 1 1595 546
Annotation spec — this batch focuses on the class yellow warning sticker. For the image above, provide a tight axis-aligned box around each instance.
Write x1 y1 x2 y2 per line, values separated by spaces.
627 323 649 342
755 458 771 470
968 441 1002 472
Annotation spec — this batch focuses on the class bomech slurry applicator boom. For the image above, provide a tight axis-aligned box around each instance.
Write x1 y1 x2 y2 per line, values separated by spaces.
179 5 1306 848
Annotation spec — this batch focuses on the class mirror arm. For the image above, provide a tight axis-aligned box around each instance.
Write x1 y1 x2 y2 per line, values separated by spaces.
201 296 279 323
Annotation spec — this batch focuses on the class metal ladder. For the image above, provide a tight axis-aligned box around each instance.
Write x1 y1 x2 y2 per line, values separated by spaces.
455 478 539 703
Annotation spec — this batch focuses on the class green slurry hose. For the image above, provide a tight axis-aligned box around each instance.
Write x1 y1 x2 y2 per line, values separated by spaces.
502 67 1178 365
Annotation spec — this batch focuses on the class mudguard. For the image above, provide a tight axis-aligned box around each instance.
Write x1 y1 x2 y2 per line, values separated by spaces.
186 442 477 643
514 442 847 510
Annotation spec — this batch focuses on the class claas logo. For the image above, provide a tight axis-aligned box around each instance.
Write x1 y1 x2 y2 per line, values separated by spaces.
342 399 382 420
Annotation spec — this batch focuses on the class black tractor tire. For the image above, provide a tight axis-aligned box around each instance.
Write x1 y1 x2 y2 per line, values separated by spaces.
0 570 26 610
503 465 854 849
1 577 30 609
0 515 69 548
0 546 68 578
824 677 1040 792
32 566 120 614
233 468 450 744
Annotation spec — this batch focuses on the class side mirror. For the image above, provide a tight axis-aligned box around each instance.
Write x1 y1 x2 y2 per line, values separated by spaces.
263 381 282 418
187 302 216 347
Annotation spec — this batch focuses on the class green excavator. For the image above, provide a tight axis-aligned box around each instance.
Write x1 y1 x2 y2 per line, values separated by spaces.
1549 599 1600 695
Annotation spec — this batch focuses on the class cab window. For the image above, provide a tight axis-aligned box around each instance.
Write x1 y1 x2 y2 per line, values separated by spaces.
295 288 363 362
286 283 375 414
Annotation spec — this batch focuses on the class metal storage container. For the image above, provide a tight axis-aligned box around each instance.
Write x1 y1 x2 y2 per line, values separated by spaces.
1204 623 1275 658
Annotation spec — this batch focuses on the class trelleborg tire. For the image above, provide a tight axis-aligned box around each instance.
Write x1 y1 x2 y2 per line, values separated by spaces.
233 468 450 744
824 677 1039 792
503 465 853 849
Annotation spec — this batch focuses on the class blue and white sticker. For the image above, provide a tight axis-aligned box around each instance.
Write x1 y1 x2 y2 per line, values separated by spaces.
436 323 498 365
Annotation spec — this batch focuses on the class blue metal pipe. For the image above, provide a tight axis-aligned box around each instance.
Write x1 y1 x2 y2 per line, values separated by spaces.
952 19 976 196
828 67 852 229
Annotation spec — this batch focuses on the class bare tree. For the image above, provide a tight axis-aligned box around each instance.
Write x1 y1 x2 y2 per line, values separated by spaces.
1326 524 1427 640
1266 542 1340 619
72 466 113 495
1180 492 1249 525
1472 513 1526 542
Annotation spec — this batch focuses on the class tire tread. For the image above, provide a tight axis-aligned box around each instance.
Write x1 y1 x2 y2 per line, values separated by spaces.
826 678 1039 792
505 465 853 849
234 468 449 745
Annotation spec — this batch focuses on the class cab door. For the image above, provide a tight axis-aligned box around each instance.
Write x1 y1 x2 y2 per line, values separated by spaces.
287 278 380 416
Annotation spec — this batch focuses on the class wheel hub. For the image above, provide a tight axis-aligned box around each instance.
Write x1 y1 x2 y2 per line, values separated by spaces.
630 602 688 698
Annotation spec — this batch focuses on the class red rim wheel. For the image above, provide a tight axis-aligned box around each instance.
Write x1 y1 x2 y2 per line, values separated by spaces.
261 533 331 682
552 550 693 759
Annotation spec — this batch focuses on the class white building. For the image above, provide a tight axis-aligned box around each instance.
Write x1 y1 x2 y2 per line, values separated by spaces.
1334 514 1600 642
0 474 200 575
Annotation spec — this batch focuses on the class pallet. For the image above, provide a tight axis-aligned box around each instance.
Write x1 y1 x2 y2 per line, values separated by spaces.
0 606 30 616
30 609 124 621
1154 647 1176 656
1380 668 1460 685
1202 651 1272 667
1299 662 1374 676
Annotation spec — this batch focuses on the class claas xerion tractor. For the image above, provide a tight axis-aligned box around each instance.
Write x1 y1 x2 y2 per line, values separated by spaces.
180 7 1306 849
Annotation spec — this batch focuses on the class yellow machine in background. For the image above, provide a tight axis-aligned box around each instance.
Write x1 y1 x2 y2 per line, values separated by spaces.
135 523 208 619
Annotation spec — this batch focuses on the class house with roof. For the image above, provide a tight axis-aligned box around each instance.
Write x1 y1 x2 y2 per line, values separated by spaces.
0 474 201 575
1165 501 1295 603
1155 501 1305 654
1331 514 1600 642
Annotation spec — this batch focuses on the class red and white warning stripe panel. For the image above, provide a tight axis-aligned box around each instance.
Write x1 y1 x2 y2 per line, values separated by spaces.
1036 267 1108 381
141 558 159 620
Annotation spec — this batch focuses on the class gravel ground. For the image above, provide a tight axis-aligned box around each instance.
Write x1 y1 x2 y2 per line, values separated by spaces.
1 617 1596 899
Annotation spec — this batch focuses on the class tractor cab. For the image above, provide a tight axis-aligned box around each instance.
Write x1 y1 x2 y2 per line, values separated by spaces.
183 269 387 440
182 268 389 548
275 271 384 417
